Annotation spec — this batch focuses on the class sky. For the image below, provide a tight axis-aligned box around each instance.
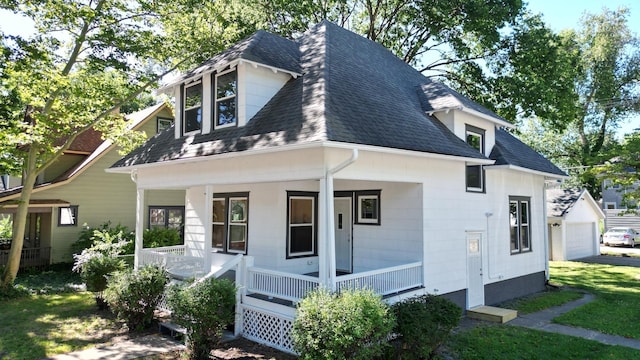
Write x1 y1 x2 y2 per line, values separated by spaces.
525 0 640 136
1 1 639 134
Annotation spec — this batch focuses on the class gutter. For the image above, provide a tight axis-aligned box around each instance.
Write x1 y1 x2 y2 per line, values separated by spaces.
322 148 359 291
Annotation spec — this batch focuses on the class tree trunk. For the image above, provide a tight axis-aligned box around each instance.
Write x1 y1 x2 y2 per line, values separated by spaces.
1 148 39 287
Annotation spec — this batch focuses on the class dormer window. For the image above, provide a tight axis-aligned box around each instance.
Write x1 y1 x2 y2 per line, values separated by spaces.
466 124 485 193
215 70 237 128
183 81 202 134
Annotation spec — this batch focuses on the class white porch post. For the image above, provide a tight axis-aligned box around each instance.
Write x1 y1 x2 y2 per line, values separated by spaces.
204 185 213 273
326 173 337 292
318 177 329 288
134 188 145 270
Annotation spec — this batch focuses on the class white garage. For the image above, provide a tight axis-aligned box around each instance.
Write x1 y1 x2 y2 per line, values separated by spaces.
547 188 604 261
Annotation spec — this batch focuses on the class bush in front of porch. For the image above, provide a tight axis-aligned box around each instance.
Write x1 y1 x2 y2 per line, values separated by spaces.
292 288 395 360
166 277 236 360
391 294 461 359
104 264 168 332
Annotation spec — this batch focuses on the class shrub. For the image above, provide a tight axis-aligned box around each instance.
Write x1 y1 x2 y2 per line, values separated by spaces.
167 277 236 360
104 265 168 332
71 221 134 255
292 288 395 360
121 227 183 254
391 294 461 359
75 254 125 309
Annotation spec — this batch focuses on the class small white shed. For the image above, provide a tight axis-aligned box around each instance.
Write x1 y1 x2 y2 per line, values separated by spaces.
547 188 604 261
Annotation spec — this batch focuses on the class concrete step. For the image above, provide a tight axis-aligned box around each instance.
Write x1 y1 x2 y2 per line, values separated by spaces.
467 306 517 323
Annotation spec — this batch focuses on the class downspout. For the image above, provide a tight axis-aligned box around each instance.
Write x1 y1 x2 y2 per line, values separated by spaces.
325 149 359 291
543 181 550 281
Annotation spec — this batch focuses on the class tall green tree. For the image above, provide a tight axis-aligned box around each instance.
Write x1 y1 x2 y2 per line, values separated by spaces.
0 0 257 287
431 7 640 198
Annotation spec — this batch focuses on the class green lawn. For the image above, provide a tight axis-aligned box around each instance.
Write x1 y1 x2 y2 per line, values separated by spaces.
443 261 640 358
0 269 126 360
549 261 640 338
446 325 640 359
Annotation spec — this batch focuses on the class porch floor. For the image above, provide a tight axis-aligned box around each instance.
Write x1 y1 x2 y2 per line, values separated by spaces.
467 306 518 323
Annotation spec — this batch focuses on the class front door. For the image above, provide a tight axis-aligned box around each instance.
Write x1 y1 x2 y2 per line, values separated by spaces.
466 232 484 309
334 197 352 273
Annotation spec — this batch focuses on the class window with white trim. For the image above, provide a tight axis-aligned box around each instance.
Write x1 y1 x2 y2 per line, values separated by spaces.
214 70 237 128
58 205 78 226
212 193 248 254
466 125 485 192
157 117 173 133
355 190 381 225
183 81 202 134
287 191 317 258
509 196 531 254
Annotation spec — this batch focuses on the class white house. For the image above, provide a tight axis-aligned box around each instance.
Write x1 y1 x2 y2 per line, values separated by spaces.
108 21 567 353
547 188 604 261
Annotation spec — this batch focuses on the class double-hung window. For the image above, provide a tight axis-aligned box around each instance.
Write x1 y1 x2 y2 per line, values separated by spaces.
212 193 248 254
183 81 202 134
287 191 317 258
466 125 485 192
509 196 531 254
215 70 237 128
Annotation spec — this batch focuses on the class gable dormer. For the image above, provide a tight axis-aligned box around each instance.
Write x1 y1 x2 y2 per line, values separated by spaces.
160 31 301 139
419 82 514 157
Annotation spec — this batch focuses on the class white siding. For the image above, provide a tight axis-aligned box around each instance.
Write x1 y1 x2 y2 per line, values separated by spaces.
239 63 291 127
184 186 207 257
137 145 549 298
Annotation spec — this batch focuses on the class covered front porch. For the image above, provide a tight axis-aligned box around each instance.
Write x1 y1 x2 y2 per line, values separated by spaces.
125 147 434 353
139 246 423 303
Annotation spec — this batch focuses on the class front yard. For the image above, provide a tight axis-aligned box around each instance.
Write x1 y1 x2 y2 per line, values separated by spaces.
2 260 640 359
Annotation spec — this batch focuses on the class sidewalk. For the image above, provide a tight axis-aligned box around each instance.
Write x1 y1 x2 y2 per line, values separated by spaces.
461 291 640 351
45 334 185 360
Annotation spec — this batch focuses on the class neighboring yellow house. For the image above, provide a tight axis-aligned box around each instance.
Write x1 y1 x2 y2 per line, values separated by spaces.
0 103 185 266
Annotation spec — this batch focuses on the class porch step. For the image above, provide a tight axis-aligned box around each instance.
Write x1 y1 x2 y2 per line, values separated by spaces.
159 321 186 341
467 306 517 323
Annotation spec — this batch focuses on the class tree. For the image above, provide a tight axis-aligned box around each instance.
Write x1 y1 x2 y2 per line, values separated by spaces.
596 132 640 210
252 0 525 73
458 8 640 197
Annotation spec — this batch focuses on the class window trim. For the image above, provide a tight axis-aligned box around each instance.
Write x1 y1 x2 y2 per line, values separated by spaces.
57 205 78 227
355 190 381 225
509 196 532 254
465 124 486 193
183 80 202 135
148 206 185 238
214 69 238 130
212 192 249 255
157 117 173 133
287 191 318 259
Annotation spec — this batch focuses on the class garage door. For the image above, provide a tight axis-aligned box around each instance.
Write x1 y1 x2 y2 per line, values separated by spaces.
566 223 596 260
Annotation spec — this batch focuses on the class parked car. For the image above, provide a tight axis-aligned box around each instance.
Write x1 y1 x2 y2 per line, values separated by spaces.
602 227 640 247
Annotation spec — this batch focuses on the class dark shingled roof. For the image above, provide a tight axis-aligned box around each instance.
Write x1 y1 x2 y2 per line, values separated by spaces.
112 21 564 178
419 82 510 125
546 188 584 217
490 128 567 177
169 30 302 86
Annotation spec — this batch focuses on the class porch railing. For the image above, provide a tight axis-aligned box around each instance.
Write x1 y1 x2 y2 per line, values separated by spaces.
246 261 423 303
139 245 205 280
0 247 51 268
247 267 320 303
336 261 423 296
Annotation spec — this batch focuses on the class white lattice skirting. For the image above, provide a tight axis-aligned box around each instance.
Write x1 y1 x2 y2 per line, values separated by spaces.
241 304 295 354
